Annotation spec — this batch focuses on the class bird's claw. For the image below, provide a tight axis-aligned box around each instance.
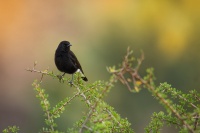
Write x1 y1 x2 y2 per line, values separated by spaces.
57 75 64 83
68 81 73 87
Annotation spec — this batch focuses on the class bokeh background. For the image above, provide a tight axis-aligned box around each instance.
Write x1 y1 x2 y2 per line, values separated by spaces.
0 1 200 132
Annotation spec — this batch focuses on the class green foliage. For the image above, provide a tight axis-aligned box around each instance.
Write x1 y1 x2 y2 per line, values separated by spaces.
28 69 133 132
2 126 19 133
4 48 199 132
108 48 200 133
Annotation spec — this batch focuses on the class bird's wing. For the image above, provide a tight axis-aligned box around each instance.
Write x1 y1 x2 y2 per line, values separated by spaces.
69 50 85 74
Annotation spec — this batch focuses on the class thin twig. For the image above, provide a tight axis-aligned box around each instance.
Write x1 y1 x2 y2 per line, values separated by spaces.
72 83 91 106
33 83 54 131
105 109 122 127
194 114 199 131
79 109 94 133
177 94 198 109
138 75 194 132
109 48 195 132
79 72 118 132
52 91 80 115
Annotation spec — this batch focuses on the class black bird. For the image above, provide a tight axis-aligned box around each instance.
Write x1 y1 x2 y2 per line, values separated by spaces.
55 41 88 83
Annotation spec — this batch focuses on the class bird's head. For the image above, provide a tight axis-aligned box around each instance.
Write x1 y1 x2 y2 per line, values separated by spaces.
58 41 72 52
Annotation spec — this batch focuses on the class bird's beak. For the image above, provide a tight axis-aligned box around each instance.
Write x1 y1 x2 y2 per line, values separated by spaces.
68 44 72 47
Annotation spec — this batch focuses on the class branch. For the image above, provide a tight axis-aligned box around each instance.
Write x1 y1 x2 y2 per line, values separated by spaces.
32 82 54 131
108 48 195 132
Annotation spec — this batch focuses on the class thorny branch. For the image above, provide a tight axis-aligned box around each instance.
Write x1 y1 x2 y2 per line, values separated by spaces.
27 62 122 133
78 76 122 133
72 83 91 107
194 114 199 130
52 91 80 115
108 47 144 92
108 47 199 133
27 48 199 132
26 61 58 82
32 82 54 131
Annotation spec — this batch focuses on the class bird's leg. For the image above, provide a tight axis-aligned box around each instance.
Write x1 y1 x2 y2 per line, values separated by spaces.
68 74 74 86
60 73 66 83
62 73 66 77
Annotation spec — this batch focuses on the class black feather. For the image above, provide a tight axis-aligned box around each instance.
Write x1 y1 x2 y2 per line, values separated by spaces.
55 41 88 82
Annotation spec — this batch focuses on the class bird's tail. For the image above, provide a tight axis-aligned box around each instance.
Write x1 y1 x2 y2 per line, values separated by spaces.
76 69 88 82
81 77 88 81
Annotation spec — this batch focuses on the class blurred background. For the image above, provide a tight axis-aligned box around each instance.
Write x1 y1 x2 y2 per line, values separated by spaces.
0 1 200 132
